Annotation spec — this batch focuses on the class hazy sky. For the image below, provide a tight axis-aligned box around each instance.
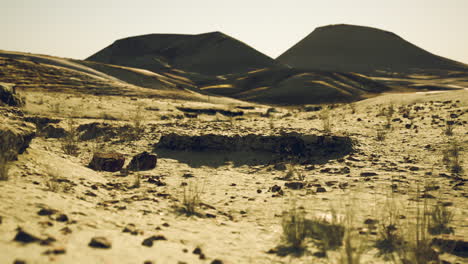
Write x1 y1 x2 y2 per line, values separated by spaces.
2 0 468 63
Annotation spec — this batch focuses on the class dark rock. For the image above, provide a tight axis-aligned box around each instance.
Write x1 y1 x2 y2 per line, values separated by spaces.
0 116 36 161
13 228 41 244
316 187 327 193
43 247 66 255
127 152 157 171
0 83 23 106
142 235 167 247
42 124 67 138
270 185 282 193
211 260 223 264
193 247 202 255
13 260 26 264
123 224 138 235
284 182 304 190
155 133 354 160
88 152 125 172
273 163 287 171
54 214 69 222
77 122 117 141
313 251 327 258
360 172 378 177
37 207 58 216
89 237 111 249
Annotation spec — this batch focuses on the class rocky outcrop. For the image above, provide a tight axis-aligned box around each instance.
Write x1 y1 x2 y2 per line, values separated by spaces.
0 83 23 107
88 152 125 172
77 122 134 141
154 133 354 162
127 152 157 171
0 115 36 161
42 124 67 138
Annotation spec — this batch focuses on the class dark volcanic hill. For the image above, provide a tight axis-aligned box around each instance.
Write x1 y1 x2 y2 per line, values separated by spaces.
87 32 282 76
277 24 468 74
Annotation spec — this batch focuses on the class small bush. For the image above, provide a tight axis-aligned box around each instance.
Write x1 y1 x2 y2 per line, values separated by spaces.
442 140 463 175
444 121 454 136
61 118 79 156
428 203 454 235
306 214 345 251
0 155 10 181
376 128 387 141
180 182 202 216
45 167 62 192
320 109 331 133
281 206 308 251
339 230 363 264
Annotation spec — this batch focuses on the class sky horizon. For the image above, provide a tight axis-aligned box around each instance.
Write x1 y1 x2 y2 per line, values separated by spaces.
2 0 468 64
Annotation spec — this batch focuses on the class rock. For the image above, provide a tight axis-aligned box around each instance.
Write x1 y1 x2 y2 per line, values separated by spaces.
54 214 69 222
316 187 327 192
0 116 36 161
123 224 138 235
284 182 304 190
360 172 378 177
13 228 41 244
270 185 282 193
273 163 287 171
211 260 223 264
77 122 118 141
0 83 23 106
37 207 58 216
127 152 157 171
88 152 125 172
155 133 354 159
88 237 111 249
43 247 66 255
42 124 67 138
23 116 60 130
142 235 167 247
193 247 202 255
13 260 26 264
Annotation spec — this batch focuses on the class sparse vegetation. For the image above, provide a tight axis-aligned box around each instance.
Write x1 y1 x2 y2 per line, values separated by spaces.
45 166 62 192
376 128 387 141
442 140 463 175
0 155 10 181
320 108 331 133
280 204 308 252
307 212 345 251
61 118 79 156
179 181 202 216
428 203 454 235
444 121 454 136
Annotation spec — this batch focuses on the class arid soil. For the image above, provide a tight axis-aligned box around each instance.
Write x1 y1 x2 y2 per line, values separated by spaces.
0 86 466 264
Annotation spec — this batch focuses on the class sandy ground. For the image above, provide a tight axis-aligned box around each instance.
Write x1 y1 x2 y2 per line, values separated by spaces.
0 89 467 264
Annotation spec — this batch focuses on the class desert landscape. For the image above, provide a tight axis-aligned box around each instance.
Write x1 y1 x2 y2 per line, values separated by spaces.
0 21 467 264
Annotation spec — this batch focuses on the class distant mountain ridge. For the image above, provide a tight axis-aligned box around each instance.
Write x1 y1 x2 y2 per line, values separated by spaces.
277 24 468 74
87 32 282 76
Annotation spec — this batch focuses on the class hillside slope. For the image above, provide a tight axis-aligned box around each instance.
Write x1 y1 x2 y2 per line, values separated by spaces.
277 24 468 74
87 32 282 76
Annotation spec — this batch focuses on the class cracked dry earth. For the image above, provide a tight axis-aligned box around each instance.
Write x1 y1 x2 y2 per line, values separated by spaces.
0 89 467 264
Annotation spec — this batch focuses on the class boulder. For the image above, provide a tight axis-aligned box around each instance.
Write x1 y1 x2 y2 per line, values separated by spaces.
0 115 36 161
88 152 125 172
42 124 67 138
0 83 23 107
127 152 157 171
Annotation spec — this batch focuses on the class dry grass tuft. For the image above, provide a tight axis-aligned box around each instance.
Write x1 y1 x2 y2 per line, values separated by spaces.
0 155 10 181
179 182 202 216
